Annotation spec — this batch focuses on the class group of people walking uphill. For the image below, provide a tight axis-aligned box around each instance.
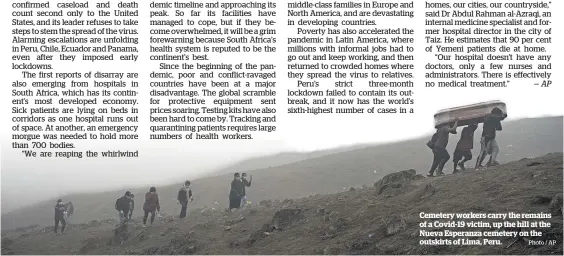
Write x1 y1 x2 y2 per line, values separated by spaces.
54 173 253 233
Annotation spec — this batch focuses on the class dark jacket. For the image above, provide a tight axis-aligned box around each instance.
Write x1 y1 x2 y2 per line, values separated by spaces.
143 192 160 212
177 186 192 202
434 127 450 148
482 114 504 139
427 132 438 149
456 124 478 150
230 179 244 198
115 196 130 213
54 203 65 218
242 178 252 196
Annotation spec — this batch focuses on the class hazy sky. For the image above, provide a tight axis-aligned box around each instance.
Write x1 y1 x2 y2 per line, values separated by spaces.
2 1 563 212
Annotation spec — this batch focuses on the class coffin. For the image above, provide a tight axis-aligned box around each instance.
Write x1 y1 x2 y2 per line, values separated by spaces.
434 100 507 128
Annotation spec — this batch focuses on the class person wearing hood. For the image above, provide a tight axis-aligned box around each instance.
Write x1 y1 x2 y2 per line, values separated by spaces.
54 199 67 234
229 173 244 212
143 187 160 227
177 180 193 218
115 191 132 226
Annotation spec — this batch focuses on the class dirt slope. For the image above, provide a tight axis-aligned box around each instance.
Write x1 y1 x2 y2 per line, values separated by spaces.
2 116 562 230
2 153 562 255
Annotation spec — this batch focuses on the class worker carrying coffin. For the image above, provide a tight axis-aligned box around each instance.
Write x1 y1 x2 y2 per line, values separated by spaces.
426 101 507 177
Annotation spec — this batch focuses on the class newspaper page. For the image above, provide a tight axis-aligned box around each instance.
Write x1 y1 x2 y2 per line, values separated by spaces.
2 0 563 255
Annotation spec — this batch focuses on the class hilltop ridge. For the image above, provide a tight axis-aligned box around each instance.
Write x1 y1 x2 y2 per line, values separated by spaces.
2 153 562 255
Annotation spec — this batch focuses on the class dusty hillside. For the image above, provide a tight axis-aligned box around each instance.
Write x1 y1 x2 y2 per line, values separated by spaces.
2 153 562 255
2 116 562 230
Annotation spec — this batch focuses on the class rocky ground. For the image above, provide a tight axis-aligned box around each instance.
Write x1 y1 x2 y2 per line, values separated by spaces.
2 153 562 255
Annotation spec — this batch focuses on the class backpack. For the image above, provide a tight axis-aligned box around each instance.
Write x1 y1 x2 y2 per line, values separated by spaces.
427 132 438 149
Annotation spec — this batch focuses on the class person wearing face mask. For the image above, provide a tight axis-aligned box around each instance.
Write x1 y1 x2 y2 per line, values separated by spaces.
229 173 244 212
54 199 67 234
177 180 193 218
